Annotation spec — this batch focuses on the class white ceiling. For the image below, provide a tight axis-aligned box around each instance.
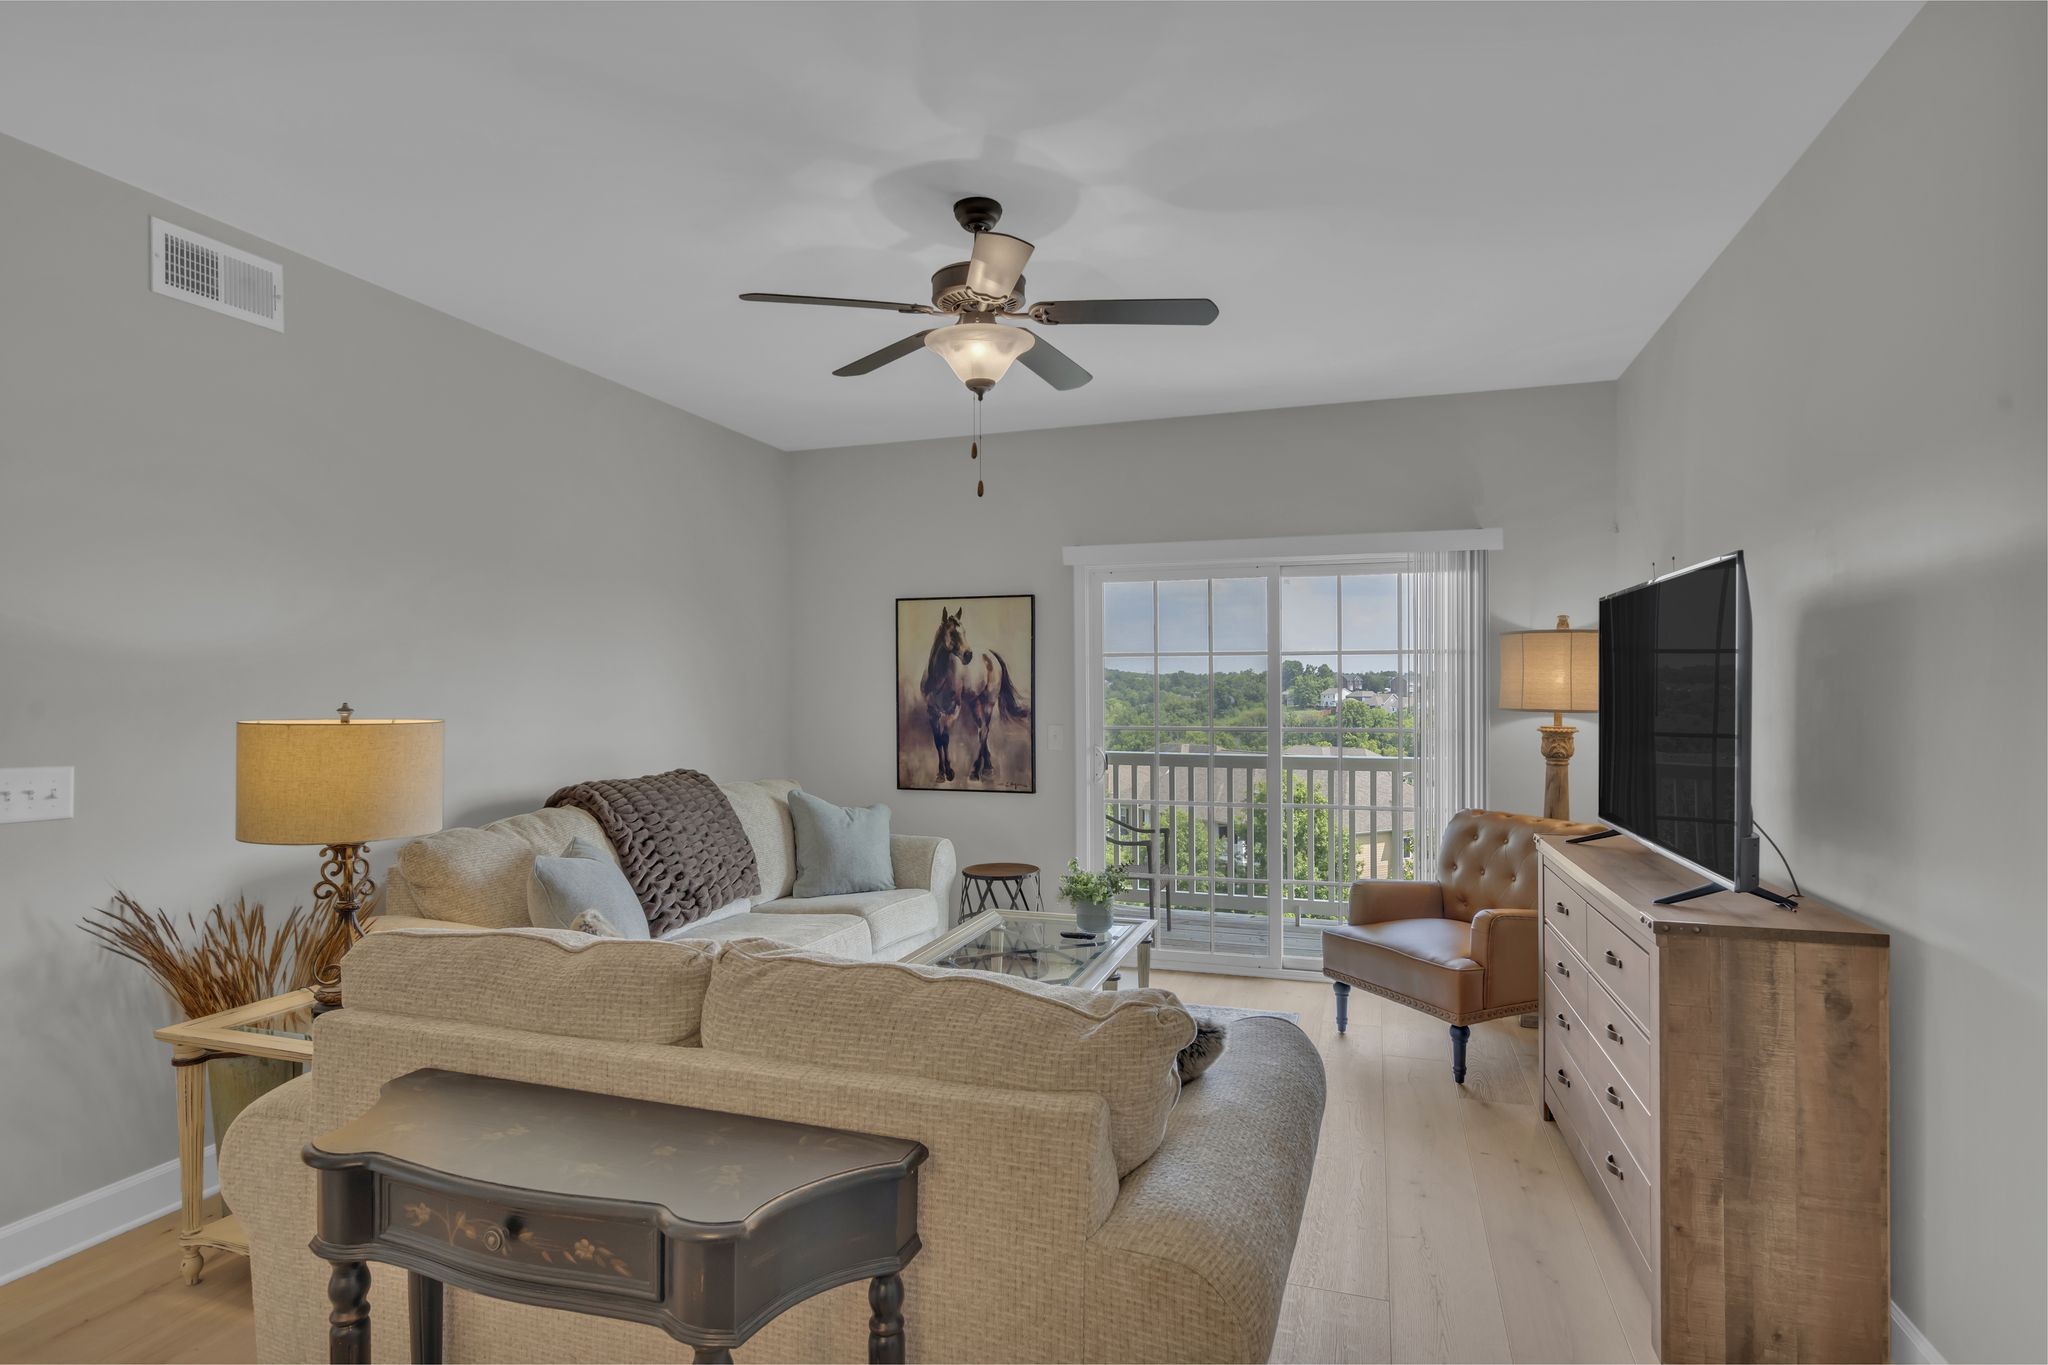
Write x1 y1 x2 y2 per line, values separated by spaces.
0 2 1917 451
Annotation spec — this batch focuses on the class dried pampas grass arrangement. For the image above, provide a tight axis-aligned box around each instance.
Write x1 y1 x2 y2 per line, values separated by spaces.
81 893 351 1020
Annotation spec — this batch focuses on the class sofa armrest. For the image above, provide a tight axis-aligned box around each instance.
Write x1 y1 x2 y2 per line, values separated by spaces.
1349 877 1445 925
1085 1016 1326 1363
892 834 957 906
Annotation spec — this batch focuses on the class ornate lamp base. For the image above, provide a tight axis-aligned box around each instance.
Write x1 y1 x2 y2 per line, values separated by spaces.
1538 722 1577 822
311 842 374 1013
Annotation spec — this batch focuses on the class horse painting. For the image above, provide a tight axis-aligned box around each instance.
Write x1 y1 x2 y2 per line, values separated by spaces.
896 596 1036 792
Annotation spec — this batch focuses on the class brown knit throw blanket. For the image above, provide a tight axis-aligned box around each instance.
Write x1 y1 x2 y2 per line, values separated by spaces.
545 769 760 936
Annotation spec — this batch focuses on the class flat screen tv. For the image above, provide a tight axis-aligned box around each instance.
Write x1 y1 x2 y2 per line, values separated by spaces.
1596 551 1789 907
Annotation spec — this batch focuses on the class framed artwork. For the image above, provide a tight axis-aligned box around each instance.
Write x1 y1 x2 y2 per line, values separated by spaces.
896 594 1036 793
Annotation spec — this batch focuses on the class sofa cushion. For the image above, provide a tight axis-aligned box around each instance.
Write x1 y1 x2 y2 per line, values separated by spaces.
753 889 938 955
701 941 1194 1175
394 808 612 929
662 912 869 959
717 779 800 902
339 926 717 1044
527 837 650 939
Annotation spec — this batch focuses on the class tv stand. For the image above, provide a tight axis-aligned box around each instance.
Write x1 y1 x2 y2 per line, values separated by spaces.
1654 881 1799 910
1535 833 1890 1362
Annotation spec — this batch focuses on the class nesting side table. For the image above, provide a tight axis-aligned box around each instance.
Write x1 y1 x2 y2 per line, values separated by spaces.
154 988 315 1283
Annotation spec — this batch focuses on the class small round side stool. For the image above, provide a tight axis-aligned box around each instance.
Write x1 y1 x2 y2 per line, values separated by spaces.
958 862 1044 923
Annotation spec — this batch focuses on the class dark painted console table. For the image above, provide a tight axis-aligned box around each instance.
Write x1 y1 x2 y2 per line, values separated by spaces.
303 1069 925 1364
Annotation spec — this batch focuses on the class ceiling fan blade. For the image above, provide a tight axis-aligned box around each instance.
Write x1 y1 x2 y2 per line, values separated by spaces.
1029 298 1219 326
833 330 936 377
741 292 935 315
964 232 1034 300
1014 332 1092 391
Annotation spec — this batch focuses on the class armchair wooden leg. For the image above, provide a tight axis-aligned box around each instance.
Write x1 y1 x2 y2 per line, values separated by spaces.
1332 981 1350 1034
1449 1024 1470 1085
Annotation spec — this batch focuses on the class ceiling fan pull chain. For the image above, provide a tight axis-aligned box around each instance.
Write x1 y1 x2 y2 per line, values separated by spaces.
974 392 986 498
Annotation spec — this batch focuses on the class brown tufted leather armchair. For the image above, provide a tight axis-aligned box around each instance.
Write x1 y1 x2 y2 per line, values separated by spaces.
1322 808 1603 1083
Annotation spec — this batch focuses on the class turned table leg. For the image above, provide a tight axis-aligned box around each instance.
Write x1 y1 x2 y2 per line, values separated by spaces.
408 1270 443 1364
172 1047 208 1285
327 1260 371 1364
868 1272 905 1364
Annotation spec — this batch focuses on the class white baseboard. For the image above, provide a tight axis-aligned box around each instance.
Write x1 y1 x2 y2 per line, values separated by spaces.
0 1146 219 1286
1892 1301 1945 1364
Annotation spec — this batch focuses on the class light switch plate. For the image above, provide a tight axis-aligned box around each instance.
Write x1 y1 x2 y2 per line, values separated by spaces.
0 767 74 823
1047 725 1066 752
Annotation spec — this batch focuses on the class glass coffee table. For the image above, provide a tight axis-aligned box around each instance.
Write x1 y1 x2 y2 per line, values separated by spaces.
906 909 1157 990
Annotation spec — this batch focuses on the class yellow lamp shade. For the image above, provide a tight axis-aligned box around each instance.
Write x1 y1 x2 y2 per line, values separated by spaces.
1499 616 1599 714
236 716 443 846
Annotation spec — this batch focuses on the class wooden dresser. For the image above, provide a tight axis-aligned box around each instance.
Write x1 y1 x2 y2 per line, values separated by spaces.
1536 834 1891 1364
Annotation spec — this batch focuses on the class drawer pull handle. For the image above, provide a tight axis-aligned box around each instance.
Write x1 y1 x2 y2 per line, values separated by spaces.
1605 1086 1624 1109
1555 1068 1572 1088
1556 1012 1571 1031
1555 961 1570 978
1604 950 1624 969
1605 1023 1624 1044
1605 1154 1625 1179
1554 901 1570 916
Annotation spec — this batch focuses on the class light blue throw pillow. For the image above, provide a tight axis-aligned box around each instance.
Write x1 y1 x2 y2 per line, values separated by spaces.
527 836 650 939
788 790 896 897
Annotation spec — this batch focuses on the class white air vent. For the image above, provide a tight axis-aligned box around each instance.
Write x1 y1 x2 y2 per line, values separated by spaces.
150 217 283 331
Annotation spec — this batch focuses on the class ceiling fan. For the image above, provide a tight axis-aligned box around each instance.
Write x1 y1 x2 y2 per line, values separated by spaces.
740 196 1218 398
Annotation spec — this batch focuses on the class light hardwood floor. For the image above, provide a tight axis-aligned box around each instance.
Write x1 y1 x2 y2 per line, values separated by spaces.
0 970 1651 1365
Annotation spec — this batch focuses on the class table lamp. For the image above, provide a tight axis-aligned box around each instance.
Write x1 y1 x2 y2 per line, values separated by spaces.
236 704 443 939
1498 615 1598 821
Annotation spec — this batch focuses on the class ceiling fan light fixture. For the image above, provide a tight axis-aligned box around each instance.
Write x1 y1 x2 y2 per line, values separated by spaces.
925 322 1035 392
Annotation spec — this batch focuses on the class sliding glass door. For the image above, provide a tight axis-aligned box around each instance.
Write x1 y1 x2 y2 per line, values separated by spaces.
1084 553 1483 972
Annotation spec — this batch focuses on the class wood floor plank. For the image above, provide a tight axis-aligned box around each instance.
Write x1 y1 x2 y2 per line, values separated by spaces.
1272 1283 1393 1364
1550 1120 1658 1363
1384 1053 1514 1363
1290 1022 1390 1300
1459 1093 1638 1363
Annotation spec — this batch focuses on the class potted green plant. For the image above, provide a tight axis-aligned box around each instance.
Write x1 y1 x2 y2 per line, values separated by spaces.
82 894 350 1156
1058 859 1132 935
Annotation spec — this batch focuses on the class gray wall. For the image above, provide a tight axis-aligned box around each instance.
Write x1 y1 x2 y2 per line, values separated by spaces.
0 134 794 1226
1614 4 2047 1359
785 383 1619 886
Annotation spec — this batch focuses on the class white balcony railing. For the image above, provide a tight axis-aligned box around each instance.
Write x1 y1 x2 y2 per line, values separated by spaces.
1102 746 1421 959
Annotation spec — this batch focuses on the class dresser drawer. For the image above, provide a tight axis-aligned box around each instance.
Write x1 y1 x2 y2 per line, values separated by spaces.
1587 906 1651 1024
1543 975 1588 1064
1580 976 1653 1106
1543 1025 1591 1123
1541 865 1594 959
1583 1113 1653 1262
1574 1005 1655 1173
1543 923 1588 1020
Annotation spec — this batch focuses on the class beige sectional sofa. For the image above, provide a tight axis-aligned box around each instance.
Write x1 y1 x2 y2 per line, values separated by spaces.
220 930 1327 1363
373 778 957 960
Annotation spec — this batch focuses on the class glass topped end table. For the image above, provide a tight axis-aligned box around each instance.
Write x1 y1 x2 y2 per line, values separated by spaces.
154 989 315 1283
905 909 1157 990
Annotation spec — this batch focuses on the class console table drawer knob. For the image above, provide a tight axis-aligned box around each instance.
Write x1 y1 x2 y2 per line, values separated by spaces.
1604 949 1624 969
1605 1154 1625 1179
